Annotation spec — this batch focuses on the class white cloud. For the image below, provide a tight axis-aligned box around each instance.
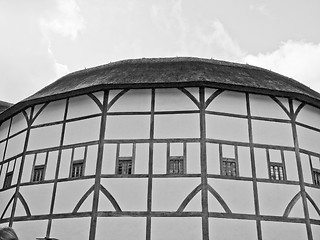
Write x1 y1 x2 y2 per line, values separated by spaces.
40 0 85 40
249 3 270 16
244 41 320 92
195 20 245 61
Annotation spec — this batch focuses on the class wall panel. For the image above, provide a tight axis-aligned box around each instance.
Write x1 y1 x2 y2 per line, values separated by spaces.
152 178 200 211
64 117 100 144
108 89 151 112
296 104 320 129
252 120 293 147
250 94 289 119
151 217 202 240
53 179 94 213
206 115 248 142
50 218 90 240
106 115 150 139
67 94 101 119
154 114 199 139
33 100 66 125
101 178 148 211
5 132 26 159
155 88 198 111
209 218 257 240
28 124 62 151
13 220 47 240
207 91 247 115
101 144 117 174
258 183 301 216
261 221 308 240
96 217 146 240
209 179 255 214
19 183 53 215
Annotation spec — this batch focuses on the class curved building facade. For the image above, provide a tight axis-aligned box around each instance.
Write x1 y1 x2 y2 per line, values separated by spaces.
0 58 319 240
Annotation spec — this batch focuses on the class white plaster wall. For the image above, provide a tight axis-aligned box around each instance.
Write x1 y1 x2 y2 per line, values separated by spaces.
108 89 151 112
258 183 302 217
101 178 148 211
11 157 21 186
296 104 320 129
0 119 10 141
21 154 33 183
209 218 257 240
33 100 66 125
101 144 117 174
154 114 200 139
58 149 72 179
206 115 249 142
64 117 101 144
0 188 15 217
53 179 94 213
96 217 146 240
155 88 198 111
261 222 308 240
45 151 58 180
50 217 90 240
300 153 313 184
206 143 220 175
19 183 53 215
252 120 293 147
254 148 269 179
187 143 201 174
312 225 320 240
13 220 47 240
67 94 101 119
28 124 62 151
153 143 167 174
9 112 27 136
0 162 7 187
208 179 255 214
152 178 201 211
284 151 299 181
5 132 26 159
106 115 150 139
297 126 320 153
151 217 202 240
238 146 252 177
207 91 247 115
135 143 149 174
84 145 98 176
250 94 289 119
0 141 5 161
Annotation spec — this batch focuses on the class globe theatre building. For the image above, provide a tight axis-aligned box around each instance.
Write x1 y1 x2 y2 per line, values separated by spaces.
0 58 319 240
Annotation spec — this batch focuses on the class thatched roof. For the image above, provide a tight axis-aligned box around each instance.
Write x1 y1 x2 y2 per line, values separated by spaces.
1 57 320 121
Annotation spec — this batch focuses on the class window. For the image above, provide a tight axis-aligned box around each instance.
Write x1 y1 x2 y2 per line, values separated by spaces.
168 156 185 174
3 171 13 188
269 163 285 181
71 160 84 178
313 169 320 186
117 157 132 175
32 165 45 182
221 158 237 177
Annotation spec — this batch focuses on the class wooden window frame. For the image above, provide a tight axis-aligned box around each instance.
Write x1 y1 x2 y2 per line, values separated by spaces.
219 144 239 177
266 149 286 181
69 146 87 178
32 165 46 182
117 157 133 175
115 143 136 175
166 142 187 175
3 171 13 189
269 162 286 181
167 156 185 174
312 168 320 186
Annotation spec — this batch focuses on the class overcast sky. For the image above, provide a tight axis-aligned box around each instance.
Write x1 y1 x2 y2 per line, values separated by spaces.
1 0 320 103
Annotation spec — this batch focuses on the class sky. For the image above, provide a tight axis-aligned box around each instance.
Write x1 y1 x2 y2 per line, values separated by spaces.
1 0 320 103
